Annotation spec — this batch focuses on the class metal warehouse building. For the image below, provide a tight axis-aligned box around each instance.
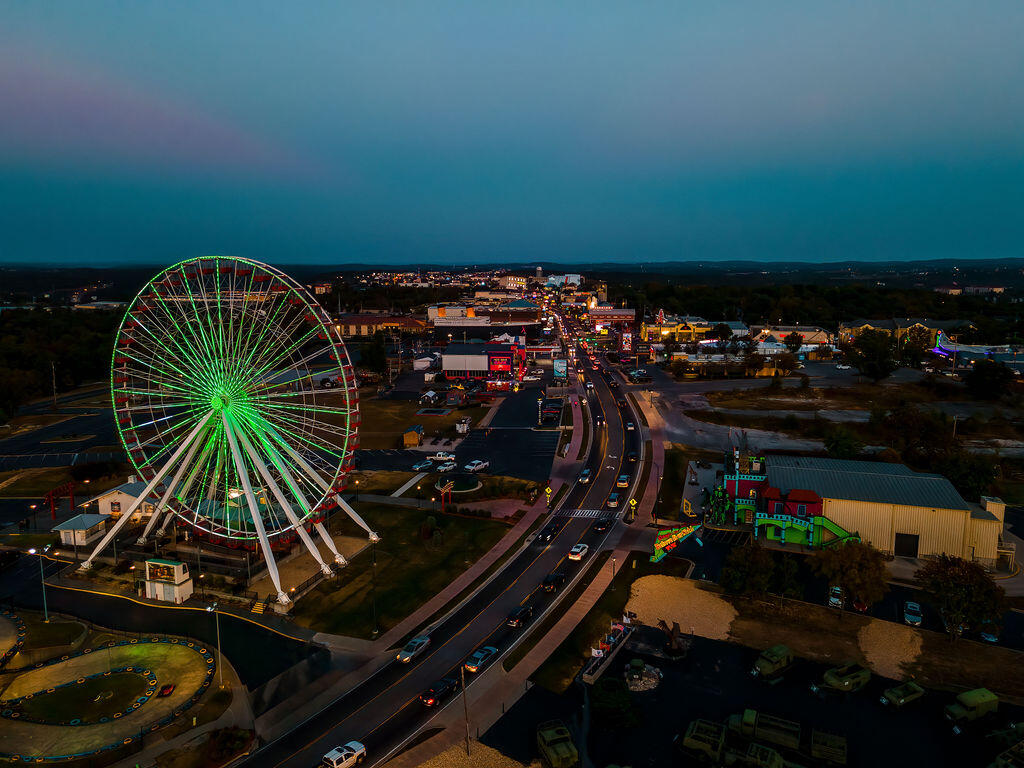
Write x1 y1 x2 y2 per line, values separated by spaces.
721 453 1013 569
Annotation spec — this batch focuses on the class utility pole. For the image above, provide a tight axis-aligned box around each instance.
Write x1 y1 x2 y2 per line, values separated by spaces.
460 665 471 756
51 360 57 410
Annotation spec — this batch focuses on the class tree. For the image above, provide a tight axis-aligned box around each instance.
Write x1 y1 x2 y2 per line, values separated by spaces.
774 352 798 374
814 343 833 361
846 329 897 382
824 425 863 459
744 353 766 373
359 331 388 374
916 555 1006 641
711 323 733 355
964 359 1013 401
773 555 802 604
900 325 932 368
811 542 889 611
721 542 775 597
783 331 804 354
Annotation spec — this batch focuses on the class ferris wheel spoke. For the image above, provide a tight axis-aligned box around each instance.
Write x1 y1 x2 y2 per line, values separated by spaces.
230 291 296 384
244 325 324 390
244 405 350 457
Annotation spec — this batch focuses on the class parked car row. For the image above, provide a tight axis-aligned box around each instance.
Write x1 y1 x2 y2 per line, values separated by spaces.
409 457 489 473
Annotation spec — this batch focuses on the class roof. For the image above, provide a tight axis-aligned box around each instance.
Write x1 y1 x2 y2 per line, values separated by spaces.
81 481 156 506
146 558 185 566
766 455 970 511
843 318 973 331
404 424 424 434
499 299 540 309
52 513 108 531
443 342 519 355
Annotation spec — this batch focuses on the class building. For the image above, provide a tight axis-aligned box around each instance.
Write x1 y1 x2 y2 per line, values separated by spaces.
641 314 748 343
441 342 527 383
751 325 833 346
498 274 529 291
80 480 158 521
143 558 194 604
428 301 542 328
52 514 108 547
306 282 333 295
838 318 974 347
718 453 1009 567
403 424 424 447
964 286 1006 295
544 274 583 288
588 306 636 332
334 314 426 337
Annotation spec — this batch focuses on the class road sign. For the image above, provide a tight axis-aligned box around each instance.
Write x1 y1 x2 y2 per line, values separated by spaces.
683 498 693 516
629 498 637 508
545 487 552 495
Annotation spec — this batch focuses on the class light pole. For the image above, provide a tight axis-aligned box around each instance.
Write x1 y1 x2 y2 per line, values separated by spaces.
354 479 360 502
28 545 51 622
610 556 617 591
370 539 379 637
129 564 137 594
206 603 225 688
416 484 422 510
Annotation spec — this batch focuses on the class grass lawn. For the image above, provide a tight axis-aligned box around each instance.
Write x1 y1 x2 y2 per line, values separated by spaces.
291 502 509 637
14 671 147 723
357 399 488 449
21 616 85 650
349 470 417 495
530 552 691 692
0 532 59 549
705 378 969 412
655 444 720 521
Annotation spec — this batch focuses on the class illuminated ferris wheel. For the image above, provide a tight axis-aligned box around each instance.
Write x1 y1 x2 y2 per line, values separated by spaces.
81 256 376 604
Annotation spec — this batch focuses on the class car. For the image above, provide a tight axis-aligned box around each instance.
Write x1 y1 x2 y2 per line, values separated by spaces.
609 381 619 389
880 681 925 707
436 461 457 472
827 586 844 609
412 459 434 471
431 451 456 461
542 572 567 592
464 645 499 673
419 677 459 706
626 451 638 463
578 468 592 484
852 598 868 613
811 663 871 694
977 619 1000 643
616 474 630 488
625 421 635 431
592 517 613 533
507 605 534 628
464 459 489 472
903 601 923 626
396 635 431 663
537 524 560 543
592 363 600 370
585 381 594 390
157 684 176 698
835 363 852 370
595 415 605 427
568 543 589 561
607 492 620 508
322 741 366 768
523 375 542 382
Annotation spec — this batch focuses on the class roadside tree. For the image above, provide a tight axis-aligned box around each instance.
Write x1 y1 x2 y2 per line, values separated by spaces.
774 352 798 374
846 329 897 382
964 359 1014 401
721 541 775 597
916 555 1006 641
900 325 932 368
811 541 888 612
823 425 863 459
783 331 804 354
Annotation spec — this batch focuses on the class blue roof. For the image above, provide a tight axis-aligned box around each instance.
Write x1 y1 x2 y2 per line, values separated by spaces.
767 455 970 511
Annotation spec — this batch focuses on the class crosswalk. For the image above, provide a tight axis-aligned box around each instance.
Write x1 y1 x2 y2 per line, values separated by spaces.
555 508 605 518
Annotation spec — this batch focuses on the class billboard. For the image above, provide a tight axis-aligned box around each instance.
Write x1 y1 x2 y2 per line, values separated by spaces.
489 354 512 373
621 332 632 352
553 358 568 379
650 524 700 562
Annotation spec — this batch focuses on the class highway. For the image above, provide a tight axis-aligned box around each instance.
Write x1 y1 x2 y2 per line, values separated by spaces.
255 319 642 768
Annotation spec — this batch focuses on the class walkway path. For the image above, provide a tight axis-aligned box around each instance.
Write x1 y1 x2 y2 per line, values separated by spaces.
391 471 428 497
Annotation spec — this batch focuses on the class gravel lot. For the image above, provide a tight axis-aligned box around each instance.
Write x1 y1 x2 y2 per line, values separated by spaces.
418 741 537 768
858 619 922 679
625 576 737 640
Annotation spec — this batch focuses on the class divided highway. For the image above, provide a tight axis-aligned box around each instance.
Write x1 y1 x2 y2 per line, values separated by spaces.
256 331 641 768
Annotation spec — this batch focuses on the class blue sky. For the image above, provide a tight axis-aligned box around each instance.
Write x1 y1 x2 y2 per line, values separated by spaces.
1 1 1022 265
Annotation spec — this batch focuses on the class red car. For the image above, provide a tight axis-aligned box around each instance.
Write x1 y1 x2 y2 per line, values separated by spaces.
157 684 176 698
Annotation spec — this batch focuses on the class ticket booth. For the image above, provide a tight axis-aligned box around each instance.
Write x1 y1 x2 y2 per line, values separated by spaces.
143 558 194 604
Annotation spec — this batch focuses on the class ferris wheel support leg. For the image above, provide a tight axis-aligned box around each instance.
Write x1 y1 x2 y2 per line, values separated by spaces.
222 415 290 606
263 423 381 545
233 423 335 578
81 411 215 571
314 522 347 567
137 427 206 545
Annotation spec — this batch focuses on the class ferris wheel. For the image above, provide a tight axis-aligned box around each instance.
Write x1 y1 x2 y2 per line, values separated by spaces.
81 256 375 605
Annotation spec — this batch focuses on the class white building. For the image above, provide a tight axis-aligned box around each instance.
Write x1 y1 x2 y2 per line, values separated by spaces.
80 480 159 521
143 559 194 604
52 514 108 547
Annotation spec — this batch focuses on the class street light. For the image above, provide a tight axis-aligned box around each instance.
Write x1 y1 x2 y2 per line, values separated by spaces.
205 602 225 688
416 484 422 509
610 556 617 591
28 546 51 622
129 564 137 594
370 540 379 638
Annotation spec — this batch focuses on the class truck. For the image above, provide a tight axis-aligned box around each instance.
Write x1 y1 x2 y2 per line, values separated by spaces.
728 710 847 765
880 681 925 707
945 688 999 734
810 663 870 694
751 644 794 683
676 719 808 768
537 720 579 768
990 738 1024 768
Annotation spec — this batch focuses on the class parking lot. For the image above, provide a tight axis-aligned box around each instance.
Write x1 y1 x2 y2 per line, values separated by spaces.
483 625 1024 768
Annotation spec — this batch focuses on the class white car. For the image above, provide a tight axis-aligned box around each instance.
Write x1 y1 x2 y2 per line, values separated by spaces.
431 451 456 462
436 461 457 472
396 635 431 663
625 421 635 431
835 363 852 370
464 459 489 473
322 741 366 768
523 375 542 382
568 543 589 561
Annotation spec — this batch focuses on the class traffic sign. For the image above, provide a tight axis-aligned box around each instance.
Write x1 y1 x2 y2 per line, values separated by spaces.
545 487 552 495
629 498 637 507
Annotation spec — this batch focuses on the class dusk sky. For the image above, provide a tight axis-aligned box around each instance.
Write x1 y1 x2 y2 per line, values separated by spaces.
1 2 1022 266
